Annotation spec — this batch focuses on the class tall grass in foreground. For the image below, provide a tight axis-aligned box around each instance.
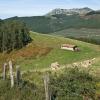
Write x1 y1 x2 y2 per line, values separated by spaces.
0 67 99 100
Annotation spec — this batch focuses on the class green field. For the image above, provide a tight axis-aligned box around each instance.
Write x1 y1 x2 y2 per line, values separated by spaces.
5 14 100 34
51 28 100 44
0 31 99 72
19 32 100 70
0 32 100 100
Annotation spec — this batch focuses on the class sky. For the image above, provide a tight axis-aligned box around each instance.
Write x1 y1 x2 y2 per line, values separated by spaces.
0 0 100 19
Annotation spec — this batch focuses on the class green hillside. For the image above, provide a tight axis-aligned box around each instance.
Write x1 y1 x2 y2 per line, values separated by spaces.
50 28 100 45
0 32 100 72
0 32 100 100
5 13 100 34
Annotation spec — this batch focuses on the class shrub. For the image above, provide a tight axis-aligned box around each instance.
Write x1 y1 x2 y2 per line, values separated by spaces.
50 68 97 100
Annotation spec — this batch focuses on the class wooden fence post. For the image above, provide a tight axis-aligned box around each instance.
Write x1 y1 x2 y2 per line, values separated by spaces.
44 74 50 100
16 65 21 85
3 63 7 80
9 60 14 88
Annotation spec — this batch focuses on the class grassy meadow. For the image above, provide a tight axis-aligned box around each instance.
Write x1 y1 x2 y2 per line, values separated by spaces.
0 31 100 72
0 32 100 99
51 28 100 45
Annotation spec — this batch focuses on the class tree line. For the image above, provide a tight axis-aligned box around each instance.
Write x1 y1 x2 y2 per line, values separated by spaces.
0 20 32 53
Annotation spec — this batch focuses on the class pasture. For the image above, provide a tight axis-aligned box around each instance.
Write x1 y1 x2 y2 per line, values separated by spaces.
51 28 100 44
0 32 99 72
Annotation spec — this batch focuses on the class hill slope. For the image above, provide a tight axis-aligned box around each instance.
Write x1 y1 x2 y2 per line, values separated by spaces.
4 10 100 34
0 32 100 72
0 32 100 100
50 28 100 45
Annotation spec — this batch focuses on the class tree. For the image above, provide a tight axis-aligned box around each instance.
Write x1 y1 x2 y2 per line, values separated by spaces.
0 20 32 53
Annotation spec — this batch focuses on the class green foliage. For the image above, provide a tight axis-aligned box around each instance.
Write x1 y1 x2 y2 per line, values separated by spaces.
15 32 100 71
51 28 100 45
4 14 100 45
0 67 99 100
0 20 32 53
50 68 97 100
71 36 100 45
0 79 45 100
5 14 100 34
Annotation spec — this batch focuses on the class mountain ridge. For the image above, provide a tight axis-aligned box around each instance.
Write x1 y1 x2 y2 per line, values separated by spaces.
46 7 93 16
3 7 100 34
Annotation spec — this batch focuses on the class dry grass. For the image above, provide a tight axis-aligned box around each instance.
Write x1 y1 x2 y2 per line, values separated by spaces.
0 41 52 72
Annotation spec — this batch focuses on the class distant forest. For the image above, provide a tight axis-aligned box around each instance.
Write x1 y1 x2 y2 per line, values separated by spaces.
5 14 100 34
0 20 32 53
4 15 100 45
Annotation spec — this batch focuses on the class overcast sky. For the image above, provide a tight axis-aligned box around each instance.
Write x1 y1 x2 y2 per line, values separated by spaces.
0 0 100 19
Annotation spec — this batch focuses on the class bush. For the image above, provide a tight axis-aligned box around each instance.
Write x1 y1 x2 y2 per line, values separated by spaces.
50 68 97 100
0 79 45 100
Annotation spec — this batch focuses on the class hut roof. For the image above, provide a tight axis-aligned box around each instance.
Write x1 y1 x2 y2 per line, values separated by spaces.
61 44 77 48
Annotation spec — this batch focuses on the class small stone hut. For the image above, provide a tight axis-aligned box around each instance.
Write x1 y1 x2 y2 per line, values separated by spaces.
61 44 79 51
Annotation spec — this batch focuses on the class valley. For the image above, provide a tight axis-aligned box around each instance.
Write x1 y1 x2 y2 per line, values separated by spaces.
0 7 100 100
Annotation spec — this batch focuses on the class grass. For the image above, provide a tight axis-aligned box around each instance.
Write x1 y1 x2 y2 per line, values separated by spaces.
51 28 100 37
0 31 100 99
0 32 100 71
0 66 99 100
50 28 100 44
18 32 100 71
0 31 100 72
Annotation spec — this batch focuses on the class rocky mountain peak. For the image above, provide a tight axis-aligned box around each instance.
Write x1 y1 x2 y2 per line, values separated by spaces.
46 7 93 16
